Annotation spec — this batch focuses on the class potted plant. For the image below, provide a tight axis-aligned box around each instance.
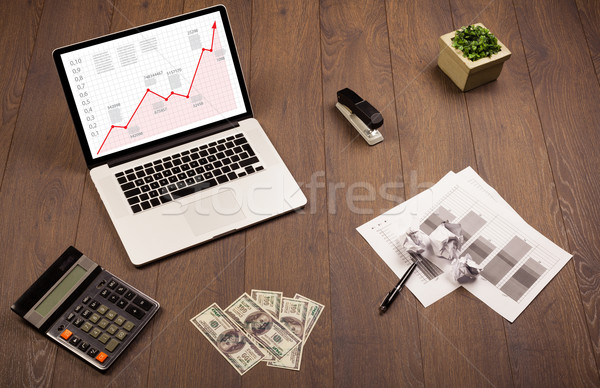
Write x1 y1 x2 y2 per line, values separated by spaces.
438 23 511 91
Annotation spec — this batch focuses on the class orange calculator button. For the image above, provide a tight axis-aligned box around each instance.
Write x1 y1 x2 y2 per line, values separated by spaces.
60 329 73 340
96 352 108 363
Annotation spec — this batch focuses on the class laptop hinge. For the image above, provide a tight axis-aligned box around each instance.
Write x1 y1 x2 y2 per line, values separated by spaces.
107 121 239 168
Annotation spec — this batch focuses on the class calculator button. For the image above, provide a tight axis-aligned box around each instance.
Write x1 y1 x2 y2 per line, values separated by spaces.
82 296 91 304
125 305 145 320
105 339 120 353
115 285 127 295
66 312 75 322
90 328 102 338
88 348 99 358
133 296 152 311
123 321 135 332
81 322 93 333
107 279 118 289
100 289 111 299
124 290 136 300
107 324 119 335
108 294 119 304
89 313 101 324
96 352 108 363
81 309 92 319
88 300 100 310
114 316 126 326
97 305 109 315
79 342 90 352
98 333 111 344
60 329 73 340
73 317 84 327
69 336 81 346
106 310 117 320
115 330 128 341
98 319 110 329
116 299 128 309
74 305 83 313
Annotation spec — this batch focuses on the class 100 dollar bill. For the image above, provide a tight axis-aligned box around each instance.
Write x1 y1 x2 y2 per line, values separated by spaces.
250 290 283 362
225 293 301 360
268 297 309 370
190 303 265 375
294 294 325 340
250 289 283 319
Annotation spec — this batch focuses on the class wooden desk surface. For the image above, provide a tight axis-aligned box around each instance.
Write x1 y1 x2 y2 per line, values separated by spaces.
1 0 599 386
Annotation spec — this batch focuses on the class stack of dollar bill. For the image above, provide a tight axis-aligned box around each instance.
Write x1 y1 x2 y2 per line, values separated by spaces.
190 291 324 375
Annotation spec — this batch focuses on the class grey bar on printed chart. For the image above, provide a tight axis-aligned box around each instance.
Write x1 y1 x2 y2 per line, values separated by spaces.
481 236 531 285
460 211 486 240
420 206 455 235
465 237 495 264
500 258 546 301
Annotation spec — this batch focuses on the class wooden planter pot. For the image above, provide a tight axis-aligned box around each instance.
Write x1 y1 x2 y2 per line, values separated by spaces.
438 23 511 92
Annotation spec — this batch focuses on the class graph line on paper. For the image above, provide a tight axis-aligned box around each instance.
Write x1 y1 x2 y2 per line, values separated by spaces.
418 184 559 303
376 220 444 283
96 22 218 155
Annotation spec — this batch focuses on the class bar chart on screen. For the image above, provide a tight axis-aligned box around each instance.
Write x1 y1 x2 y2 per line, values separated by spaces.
60 13 245 158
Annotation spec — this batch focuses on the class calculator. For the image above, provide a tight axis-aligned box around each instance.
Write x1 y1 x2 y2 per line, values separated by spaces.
11 246 159 371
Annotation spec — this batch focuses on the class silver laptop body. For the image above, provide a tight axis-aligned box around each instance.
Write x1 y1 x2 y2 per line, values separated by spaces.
54 5 306 266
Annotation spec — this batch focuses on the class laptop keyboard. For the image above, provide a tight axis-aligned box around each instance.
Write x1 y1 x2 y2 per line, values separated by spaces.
114 133 263 213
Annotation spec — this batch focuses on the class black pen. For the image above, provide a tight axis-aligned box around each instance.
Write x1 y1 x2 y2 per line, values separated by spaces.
379 255 419 314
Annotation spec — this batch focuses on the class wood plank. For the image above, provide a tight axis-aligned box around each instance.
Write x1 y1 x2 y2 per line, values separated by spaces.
0 0 43 188
576 0 600 79
385 0 514 386
320 0 423 386
512 0 600 382
0 1 112 386
46 1 186 385
243 0 332 385
450 0 599 386
145 1 249 386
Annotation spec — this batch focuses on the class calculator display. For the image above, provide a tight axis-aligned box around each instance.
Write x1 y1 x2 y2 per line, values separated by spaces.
35 265 87 317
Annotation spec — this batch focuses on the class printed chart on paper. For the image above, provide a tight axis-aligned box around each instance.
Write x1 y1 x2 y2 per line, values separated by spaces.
357 167 572 322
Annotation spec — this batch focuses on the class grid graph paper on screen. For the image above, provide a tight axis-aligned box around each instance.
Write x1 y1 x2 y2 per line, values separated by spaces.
419 185 560 303
60 11 245 158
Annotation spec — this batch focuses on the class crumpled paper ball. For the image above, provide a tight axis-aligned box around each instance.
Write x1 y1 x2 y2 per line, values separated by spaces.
429 222 463 261
403 227 431 255
452 253 483 283
404 223 482 283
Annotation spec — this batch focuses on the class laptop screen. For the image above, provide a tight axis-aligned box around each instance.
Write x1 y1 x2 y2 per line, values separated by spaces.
54 6 251 167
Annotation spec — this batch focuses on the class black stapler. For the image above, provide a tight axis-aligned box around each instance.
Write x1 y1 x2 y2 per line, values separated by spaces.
336 88 384 145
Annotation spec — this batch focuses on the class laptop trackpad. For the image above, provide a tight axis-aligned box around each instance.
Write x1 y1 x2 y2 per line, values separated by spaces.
183 190 245 236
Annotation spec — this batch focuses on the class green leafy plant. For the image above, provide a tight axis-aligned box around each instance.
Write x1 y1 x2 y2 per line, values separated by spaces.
451 25 502 61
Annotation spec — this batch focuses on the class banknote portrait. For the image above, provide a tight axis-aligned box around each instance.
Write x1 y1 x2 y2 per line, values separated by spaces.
245 311 273 335
216 329 246 354
280 316 304 338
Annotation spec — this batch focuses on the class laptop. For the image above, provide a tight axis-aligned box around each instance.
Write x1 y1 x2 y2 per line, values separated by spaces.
53 5 306 266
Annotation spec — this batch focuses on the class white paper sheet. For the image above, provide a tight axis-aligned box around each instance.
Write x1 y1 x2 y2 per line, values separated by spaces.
357 167 572 322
